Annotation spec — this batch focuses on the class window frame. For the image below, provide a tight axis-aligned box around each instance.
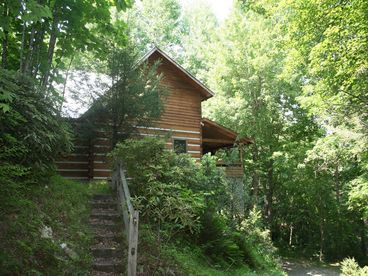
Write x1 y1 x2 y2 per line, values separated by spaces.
173 138 187 154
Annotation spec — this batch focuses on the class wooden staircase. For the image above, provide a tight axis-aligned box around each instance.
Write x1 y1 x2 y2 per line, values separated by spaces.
90 194 126 275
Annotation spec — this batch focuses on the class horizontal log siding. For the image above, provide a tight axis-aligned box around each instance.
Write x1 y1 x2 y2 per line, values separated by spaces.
57 54 205 179
225 166 244 177
151 58 202 157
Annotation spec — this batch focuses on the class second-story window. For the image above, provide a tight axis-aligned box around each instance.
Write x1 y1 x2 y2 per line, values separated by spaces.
173 139 187 154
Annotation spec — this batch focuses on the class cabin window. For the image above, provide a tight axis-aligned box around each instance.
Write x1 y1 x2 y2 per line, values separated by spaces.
173 139 187 154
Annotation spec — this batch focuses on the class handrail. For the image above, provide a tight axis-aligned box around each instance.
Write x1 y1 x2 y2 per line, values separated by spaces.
112 163 139 276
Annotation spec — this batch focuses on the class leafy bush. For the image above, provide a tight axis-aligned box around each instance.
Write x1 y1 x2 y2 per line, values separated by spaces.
0 69 73 225
199 210 244 268
112 137 283 274
341 257 368 276
198 208 280 271
0 69 72 170
112 137 206 234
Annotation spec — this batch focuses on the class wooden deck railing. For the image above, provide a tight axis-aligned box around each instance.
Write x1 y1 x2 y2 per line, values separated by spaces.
111 163 139 276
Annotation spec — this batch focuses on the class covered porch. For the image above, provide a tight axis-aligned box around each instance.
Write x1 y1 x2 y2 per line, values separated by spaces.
201 118 252 177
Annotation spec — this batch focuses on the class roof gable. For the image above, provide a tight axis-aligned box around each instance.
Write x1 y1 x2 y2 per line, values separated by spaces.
139 47 214 101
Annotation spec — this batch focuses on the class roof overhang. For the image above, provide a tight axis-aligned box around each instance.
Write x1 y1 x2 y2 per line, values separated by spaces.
202 118 252 153
139 47 214 101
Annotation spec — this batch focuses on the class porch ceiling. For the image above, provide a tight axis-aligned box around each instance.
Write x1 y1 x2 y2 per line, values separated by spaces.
201 118 252 154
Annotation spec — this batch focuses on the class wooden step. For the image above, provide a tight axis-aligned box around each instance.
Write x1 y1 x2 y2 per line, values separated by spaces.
91 208 117 214
93 258 124 273
91 222 121 232
92 247 123 258
93 194 115 201
90 212 120 221
91 202 117 209
91 198 116 204
94 233 122 242
90 213 122 222
91 271 121 276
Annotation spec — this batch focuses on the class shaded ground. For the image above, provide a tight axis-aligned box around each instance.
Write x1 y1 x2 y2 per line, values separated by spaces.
283 259 340 276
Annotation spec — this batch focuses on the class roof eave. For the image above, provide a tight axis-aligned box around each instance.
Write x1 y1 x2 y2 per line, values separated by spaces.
139 47 215 101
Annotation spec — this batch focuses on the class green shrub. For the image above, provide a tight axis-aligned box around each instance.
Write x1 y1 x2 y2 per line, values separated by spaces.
112 137 283 274
341 257 368 276
0 69 72 171
199 210 244 267
112 137 206 235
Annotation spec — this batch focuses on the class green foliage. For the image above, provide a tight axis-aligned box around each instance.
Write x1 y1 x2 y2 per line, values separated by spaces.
127 0 184 55
0 0 132 87
341 258 368 276
86 46 167 146
198 208 281 270
0 69 72 171
278 0 368 121
199 211 242 267
112 137 205 234
0 176 94 275
348 171 368 219
164 241 283 276
112 137 283 274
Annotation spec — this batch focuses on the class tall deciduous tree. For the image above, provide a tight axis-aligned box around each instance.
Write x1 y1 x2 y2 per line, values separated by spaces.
127 0 184 56
274 0 368 259
0 0 132 90
205 2 297 215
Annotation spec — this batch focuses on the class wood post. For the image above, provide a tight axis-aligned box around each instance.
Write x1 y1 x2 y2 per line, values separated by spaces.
128 210 139 276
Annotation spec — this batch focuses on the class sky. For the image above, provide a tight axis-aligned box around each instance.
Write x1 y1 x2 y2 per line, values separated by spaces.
207 0 234 21
179 0 234 22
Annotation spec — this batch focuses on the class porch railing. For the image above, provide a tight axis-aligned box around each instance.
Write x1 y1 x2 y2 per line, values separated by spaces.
111 163 139 276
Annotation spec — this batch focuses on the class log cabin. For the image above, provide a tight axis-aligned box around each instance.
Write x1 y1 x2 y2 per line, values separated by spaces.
56 47 251 180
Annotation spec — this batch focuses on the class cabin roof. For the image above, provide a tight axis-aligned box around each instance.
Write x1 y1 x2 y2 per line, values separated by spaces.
202 118 252 153
139 47 215 101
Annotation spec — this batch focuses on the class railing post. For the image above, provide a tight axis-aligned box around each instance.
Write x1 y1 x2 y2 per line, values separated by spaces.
114 163 139 276
128 210 139 276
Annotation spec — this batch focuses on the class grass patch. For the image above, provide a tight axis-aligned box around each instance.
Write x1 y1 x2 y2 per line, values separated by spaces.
0 175 104 275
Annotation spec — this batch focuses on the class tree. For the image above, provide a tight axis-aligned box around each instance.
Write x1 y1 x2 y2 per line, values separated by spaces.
274 0 368 259
126 0 184 56
0 0 132 90
204 2 299 217
179 0 219 83
85 46 167 146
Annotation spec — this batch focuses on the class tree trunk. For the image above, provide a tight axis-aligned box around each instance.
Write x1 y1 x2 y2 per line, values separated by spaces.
361 218 368 259
251 142 260 207
334 164 340 205
42 7 59 88
32 22 46 77
19 21 27 72
266 159 274 223
59 56 74 112
289 224 293 246
319 218 324 261
1 3 9 69
24 26 36 74
250 75 263 208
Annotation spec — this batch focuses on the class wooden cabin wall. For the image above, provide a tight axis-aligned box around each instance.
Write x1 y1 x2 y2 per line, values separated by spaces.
225 165 244 178
55 121 112 180
56 58 204 179
139 55 203 160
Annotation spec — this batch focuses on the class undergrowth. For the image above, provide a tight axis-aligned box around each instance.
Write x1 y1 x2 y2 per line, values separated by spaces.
113 137 285 275
0 175 99 275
